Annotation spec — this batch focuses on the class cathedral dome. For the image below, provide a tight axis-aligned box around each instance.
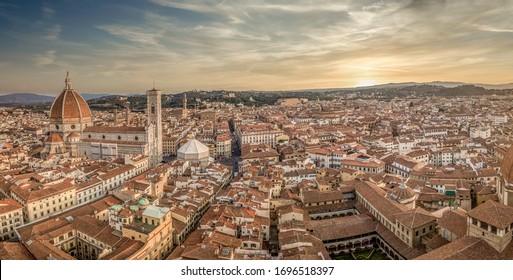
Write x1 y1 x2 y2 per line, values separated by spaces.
49 71 92 124
501 144 513 183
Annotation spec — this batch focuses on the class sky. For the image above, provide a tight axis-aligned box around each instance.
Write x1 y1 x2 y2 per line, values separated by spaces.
1 0 513 95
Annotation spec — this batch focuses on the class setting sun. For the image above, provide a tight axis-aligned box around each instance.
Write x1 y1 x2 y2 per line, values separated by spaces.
355 79 376 87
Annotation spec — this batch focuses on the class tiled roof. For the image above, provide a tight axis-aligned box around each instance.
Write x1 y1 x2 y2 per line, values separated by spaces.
0 242 35 260
467 200 513 229
0 198 22 214
305 214 377 241
394 207 436 229
437 210 467 238
415 236 499 260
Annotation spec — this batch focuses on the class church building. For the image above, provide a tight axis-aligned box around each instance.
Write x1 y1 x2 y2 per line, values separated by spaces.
43 72 163 167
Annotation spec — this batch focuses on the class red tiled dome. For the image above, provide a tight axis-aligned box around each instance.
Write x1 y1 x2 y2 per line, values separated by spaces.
49 72 92 123
47 133 64 143
501 144 513 183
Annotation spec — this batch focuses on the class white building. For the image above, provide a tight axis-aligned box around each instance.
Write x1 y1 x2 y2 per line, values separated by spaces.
469 126 491 139
235 123 285 148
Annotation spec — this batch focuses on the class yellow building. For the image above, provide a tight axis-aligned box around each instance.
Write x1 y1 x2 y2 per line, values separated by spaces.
0 199 23 241
122 205 174 260
10 178 76 223
216 133 232 159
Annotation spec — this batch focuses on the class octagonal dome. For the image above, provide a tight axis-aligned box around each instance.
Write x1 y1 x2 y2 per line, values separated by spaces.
49 71 92 124
177 139 210 161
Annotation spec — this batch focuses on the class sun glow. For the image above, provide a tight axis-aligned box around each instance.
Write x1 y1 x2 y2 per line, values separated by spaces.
355 79 376 87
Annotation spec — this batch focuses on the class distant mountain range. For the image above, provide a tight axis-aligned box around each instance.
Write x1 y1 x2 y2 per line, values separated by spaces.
349 81 513 90
289 81 513 92
0 93 54 104
0 93 114 104
1 81 512 105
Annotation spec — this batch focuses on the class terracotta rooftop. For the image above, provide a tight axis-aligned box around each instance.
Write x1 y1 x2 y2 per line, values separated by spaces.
355 181 407 222
0 198 22 214
10 179 75 203
467 200 513 229
394 207 436 229
415 236 500 260
0 242 35 260
46 133 64 143
437 210 468 238
305 214 377 241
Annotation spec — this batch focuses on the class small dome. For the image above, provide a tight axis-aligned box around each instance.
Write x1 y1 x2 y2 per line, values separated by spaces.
388 182 416 203
67 132 80 139
49 71 92 124
138 197 149 206
47 133 64 143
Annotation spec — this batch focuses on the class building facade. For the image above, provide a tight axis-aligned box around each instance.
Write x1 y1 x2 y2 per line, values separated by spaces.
44 72 163 167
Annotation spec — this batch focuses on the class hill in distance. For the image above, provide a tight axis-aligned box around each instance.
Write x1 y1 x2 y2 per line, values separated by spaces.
0 93 115 104
0 93 54 104
1 80 512 105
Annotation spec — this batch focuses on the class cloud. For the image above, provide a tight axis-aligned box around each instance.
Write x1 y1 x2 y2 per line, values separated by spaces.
42 4 55 20
476 25 513 33
4 0 513 93
34 50 57 66
44 24 61 40
96 24 163 46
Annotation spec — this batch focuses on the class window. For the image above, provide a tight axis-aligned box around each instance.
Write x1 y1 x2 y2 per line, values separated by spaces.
480 222 488 230
56 125 59 130
118 136 121 140
88 135 91 139
135 136 139 141
102 135 105 139
71 125 76 129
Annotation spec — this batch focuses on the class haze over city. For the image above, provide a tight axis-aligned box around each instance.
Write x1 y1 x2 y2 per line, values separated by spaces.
1 0 513 94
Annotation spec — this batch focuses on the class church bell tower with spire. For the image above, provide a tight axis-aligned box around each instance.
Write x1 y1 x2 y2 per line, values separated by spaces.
146 86 163 166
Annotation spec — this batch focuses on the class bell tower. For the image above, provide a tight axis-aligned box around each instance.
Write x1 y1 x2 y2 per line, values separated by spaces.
146 87 163 166
182 92 188 118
